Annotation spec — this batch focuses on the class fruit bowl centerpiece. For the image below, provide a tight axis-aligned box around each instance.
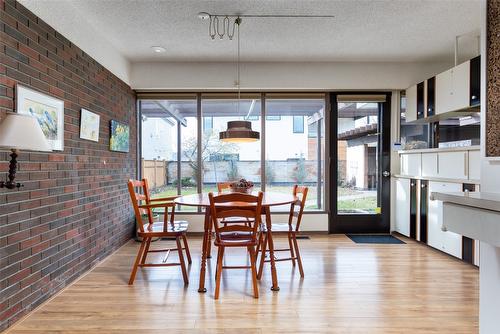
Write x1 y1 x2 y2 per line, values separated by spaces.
230 179 254 194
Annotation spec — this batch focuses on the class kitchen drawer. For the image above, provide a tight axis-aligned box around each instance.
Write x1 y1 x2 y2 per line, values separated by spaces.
437 151 467 180
421 153 438 177
400 153 421 177
468 150 481 180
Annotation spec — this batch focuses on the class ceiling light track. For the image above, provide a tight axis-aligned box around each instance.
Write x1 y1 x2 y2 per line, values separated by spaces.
198 12 334 40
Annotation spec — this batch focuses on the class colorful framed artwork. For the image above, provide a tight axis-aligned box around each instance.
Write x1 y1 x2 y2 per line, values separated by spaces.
16 84 64 151
110 120 130 153
80 109 100 142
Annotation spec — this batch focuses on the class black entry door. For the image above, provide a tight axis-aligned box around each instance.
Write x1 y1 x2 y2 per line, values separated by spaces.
329 92 391 233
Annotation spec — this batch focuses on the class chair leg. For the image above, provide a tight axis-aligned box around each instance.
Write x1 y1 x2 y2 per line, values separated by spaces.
214 246 224 300
140 237 151 265
292 234 304 278
256 230 263 255
176 236 189 285
128 238 147 285
182 234 192 264
288 232 296 266
257 232 269 280
207 229 213 259
248 245 259 298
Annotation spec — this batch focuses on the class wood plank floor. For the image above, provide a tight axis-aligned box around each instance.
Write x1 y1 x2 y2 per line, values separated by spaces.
7 234 479 334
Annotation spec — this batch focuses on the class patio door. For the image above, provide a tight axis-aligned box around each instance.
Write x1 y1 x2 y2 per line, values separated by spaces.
329 93 391 233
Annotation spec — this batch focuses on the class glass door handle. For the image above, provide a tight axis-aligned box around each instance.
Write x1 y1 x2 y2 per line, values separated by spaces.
382 171 390 177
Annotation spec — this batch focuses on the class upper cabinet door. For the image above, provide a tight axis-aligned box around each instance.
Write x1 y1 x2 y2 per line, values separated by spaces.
406 84 417 122
449 60 470 112
469 56 480 106
416 81 425 119
435 68 453 114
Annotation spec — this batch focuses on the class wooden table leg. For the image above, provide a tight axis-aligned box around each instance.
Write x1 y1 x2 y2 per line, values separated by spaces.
265 207 280 291
198 209 211 293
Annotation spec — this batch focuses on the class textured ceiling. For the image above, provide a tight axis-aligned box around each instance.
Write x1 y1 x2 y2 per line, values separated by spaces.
21 0 481 63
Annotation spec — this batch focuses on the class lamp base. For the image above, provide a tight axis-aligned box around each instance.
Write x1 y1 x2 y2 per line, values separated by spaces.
0 149 23 190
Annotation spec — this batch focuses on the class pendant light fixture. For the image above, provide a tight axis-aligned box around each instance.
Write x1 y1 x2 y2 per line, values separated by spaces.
219 17 260 143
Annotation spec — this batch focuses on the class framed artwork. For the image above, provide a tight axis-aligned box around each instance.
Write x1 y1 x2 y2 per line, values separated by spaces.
80 109 100 142
16 84 64 151
110 120 130 153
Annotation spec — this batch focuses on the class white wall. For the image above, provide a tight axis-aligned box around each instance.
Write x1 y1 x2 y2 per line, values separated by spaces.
131 61 451 91
479 1 500 333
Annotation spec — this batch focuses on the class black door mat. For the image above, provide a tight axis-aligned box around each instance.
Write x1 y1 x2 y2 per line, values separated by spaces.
346 234 405 244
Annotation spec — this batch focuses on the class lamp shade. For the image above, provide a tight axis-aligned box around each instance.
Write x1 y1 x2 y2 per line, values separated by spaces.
219 121 260 143
0 113 51 151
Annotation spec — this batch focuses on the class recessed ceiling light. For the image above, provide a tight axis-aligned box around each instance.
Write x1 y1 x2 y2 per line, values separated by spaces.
151 46 166 53
198 12 210 20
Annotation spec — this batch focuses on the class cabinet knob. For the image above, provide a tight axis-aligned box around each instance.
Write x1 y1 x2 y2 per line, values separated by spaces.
471 95 477 100
421 184 426 188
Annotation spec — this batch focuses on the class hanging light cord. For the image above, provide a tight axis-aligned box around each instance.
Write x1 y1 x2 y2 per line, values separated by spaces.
236 17 241 116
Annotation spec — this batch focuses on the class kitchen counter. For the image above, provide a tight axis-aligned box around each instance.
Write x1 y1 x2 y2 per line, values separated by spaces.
431 191 500 212
398 145 480 154
432 191 500 248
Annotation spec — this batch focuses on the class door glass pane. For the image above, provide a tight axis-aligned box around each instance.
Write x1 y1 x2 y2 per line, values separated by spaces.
265 98 325 211
201 98 262 192
337 102 379 214
140 99 197 211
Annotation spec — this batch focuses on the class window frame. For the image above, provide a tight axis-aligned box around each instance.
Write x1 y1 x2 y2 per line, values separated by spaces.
138 92 327 214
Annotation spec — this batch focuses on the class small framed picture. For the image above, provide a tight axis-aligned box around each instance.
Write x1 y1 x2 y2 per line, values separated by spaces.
110 120 130 153
16 84 64 151
80 109 100 142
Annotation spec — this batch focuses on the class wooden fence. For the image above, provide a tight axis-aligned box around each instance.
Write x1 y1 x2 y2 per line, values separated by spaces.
141 159 167 189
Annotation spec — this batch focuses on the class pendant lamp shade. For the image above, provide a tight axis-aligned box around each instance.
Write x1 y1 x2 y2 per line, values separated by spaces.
219 121 259 143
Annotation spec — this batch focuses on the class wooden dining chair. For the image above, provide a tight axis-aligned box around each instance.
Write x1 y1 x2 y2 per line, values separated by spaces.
127 179 191 285
208 191 263 299
216 182 253 228
217 182 233 193
257 185 308 278
142 179 191 264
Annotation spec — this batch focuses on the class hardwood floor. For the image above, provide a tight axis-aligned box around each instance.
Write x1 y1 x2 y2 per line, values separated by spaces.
6 234 479 333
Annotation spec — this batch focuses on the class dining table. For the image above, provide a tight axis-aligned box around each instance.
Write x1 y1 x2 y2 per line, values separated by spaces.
174 191 298 293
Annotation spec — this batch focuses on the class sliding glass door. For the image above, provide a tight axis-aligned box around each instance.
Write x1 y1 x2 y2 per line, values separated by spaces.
330 93 391 233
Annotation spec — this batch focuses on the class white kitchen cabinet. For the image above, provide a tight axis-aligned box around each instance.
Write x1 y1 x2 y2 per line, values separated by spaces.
421 153 439 178
468 150 481 181
400 153 421 177
435 60 471 114
395 178 411 237
437 151 467 180
427 181 463 258
406 84 418 122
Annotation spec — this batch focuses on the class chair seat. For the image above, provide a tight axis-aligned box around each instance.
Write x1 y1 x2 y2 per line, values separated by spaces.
137 221 188 237
260 222 297 232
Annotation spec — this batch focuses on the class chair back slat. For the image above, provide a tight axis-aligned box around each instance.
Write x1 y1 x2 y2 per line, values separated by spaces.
217 208 257 219
288 185 308 231
218 224 254 233
209 192 263 244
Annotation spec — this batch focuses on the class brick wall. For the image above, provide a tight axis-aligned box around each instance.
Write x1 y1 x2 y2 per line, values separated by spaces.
0 0 137 330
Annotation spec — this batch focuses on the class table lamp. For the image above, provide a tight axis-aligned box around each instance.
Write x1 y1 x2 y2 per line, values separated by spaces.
0 112 51 189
